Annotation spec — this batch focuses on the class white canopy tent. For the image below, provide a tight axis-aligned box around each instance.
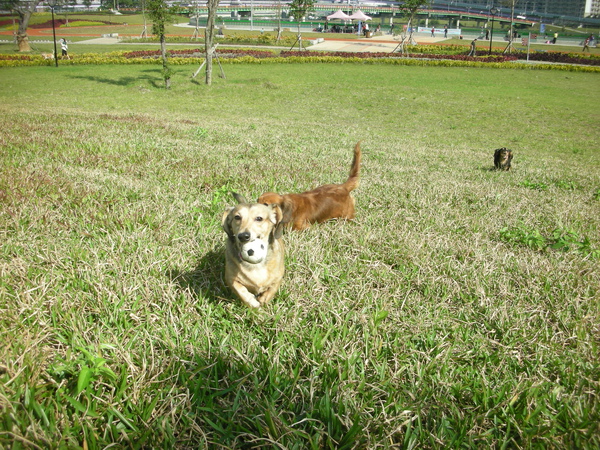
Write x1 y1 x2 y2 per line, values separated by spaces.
349 10 372 21
349 10 373 36
326 10 351 21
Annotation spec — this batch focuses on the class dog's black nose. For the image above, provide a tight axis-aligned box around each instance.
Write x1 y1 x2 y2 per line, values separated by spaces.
238 232 251 243
247 249 254 256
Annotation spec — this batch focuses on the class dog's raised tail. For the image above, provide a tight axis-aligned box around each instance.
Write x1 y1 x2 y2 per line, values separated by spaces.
343 141 361 192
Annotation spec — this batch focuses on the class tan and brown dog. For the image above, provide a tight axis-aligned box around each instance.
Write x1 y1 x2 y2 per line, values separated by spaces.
222 193 285 308
258 141 361 231
494 147 513 171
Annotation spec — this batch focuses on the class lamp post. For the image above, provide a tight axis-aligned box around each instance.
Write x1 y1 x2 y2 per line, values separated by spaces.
48 1 59 67
488 7 498 55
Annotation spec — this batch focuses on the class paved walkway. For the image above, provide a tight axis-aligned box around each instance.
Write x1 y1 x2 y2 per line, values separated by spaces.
76 37 121 45
306 34 449 53
1 24 586 52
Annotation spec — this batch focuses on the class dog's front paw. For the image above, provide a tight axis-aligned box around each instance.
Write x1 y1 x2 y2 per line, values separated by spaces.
243 296 261 309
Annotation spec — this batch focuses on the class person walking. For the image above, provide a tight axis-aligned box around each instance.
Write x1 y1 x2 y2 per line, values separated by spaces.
582 34 592 52
468 38 477 56
444 25 448 38
552 32 558 44
60 38 70 60
431 27 435 37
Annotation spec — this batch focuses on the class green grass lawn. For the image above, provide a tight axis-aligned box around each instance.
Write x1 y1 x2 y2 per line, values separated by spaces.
0 62 599 448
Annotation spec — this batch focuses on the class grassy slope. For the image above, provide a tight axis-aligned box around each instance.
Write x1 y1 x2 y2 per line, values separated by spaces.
0 63 599 448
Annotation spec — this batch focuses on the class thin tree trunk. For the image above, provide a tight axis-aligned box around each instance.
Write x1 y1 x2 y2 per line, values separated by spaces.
205 0 218 85
160 34 170 89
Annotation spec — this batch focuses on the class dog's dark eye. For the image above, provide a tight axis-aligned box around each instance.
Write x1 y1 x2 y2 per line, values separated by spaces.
263 203 268 206
255 216 263 222
234 214 241 220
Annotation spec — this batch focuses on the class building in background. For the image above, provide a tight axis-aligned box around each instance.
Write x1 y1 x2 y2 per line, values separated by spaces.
585 0 600 17
441 1 597 19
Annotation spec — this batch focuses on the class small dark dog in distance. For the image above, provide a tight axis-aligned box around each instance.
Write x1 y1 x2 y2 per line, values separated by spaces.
494 148 513 171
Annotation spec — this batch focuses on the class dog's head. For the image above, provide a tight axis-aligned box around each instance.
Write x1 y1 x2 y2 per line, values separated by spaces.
257 192 293 224
222 193 284 248
494 148 513 170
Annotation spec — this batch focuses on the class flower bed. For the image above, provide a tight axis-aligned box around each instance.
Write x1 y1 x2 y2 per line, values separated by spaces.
120 34 299 47
283 50 517 63
509 50 600 66
1 49 599 73
29 19 111 29
122 49 276 59
121 48 516 63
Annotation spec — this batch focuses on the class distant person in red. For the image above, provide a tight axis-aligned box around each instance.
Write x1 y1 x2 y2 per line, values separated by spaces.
582 34 592 52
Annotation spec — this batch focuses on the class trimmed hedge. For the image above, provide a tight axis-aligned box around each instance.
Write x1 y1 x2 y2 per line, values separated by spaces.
120 34 299 47
1 49 599 73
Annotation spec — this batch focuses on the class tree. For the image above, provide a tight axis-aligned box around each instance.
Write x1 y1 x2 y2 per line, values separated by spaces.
4 0 43 52
501 0 518 53
64 0 77 27
147 0 177 89
289 0 315 49
204 0 220 85
275 0 283 43
397 0 429 54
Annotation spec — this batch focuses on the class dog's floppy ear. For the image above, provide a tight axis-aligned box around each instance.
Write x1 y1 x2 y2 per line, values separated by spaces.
222 206 235 241
281 197 294 224
231 192 248 204
269 204 285 240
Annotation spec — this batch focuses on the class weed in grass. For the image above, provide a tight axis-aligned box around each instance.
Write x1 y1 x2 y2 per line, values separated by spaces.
191 126 208 139
549 228 598 257
521 179 549 190
499 224 599 258
498 224 546 250
553 179 579 190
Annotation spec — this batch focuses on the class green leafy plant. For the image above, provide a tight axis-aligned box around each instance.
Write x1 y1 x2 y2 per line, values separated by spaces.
499 224 547 250
553 179 578 190
211 184 235 215
48 346 117 396
192 127 208 138
499 225 599 258
521 179 549 190
549 228 593 253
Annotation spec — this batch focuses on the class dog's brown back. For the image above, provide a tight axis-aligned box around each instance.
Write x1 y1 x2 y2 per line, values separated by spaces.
258 142 361 230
